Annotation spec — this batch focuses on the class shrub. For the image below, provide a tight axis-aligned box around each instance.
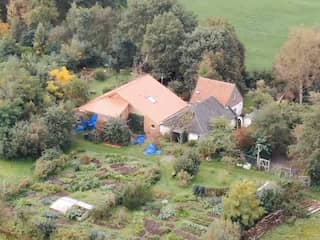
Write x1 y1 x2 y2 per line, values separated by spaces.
174 149 201 176
145 167 161 186
280 180 307 218
223 180 264 228
88 230 107 240
103 117 131 146
95 70 107 81
35 160 57 179
39 148 62 161
198 139 216 159
2 117 49 159
193 185 207 197
203 218 241 240
258 188 282 214
36 220 56 240
122 182 152 210
0 178 32 200
91 193 117 222
176 170 192 187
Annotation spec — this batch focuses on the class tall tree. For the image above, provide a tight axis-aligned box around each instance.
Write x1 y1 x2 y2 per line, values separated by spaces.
142 12 185 80
180 23 246 92
33 23 47 55
120 0 197 48
28 0 59 27
274 27 320 104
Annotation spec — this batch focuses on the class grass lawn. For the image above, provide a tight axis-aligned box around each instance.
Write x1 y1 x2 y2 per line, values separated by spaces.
0 158 33 184
88 70 132 98
180 0 320 70
263 214 320 240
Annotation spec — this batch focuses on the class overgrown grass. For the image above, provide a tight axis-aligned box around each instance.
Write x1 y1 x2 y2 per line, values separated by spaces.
263 214 320 240
180 0 320 70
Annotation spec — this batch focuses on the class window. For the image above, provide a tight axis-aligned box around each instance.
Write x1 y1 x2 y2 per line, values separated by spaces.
147 96 156 104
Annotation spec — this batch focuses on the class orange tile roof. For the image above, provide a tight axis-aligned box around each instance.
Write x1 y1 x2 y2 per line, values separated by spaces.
79 74 188 124
190 77 237 106
79 94 128 117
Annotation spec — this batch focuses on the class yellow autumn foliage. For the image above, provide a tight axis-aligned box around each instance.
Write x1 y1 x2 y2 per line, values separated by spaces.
0 21 9 37
49 67 75 85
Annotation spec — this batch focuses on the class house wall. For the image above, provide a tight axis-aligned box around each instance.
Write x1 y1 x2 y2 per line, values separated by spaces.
160 125 171 135
144 116 161 142
231 101 243 116
228 88 243 116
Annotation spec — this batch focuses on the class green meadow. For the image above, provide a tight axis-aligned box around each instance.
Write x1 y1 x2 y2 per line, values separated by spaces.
181 0 320 70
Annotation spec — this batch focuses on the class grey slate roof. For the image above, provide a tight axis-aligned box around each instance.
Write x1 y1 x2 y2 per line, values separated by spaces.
162 97 235 136
188 97 235 135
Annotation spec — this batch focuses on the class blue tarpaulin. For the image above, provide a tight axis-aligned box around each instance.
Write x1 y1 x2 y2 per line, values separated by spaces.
144 144 162 155
75 114 98 131
134 135 145 145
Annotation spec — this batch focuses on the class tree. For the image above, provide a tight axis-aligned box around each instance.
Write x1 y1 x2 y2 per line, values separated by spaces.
252 102 305 154
103 117 131 146
28 0 59 27
1 117 48 159
111 32 137 72
308 150 320 186
180 22 245 92
142 12 185 79
209 117 236 156
274 27 320 104
289 107 320 169
203 218 241 240
120 0 197 48
33 23 47 55
223 180 264 228
43 103 75 151
66 3 117 62
122 182 152 210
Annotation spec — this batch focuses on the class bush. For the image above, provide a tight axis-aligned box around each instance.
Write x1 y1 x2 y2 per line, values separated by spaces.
122 182 152 210
174 149 201 176
2 118 48 159
198 139 216 159
103 117 131 146
258 188 282 214
193 185 207 198
91 193 117 222
36 220 57 240
223 180 264 228
145 167 161 186
88 230 107 240
176 170 192 187
54 228 87 240
95 70 107 81
203 218 241 240
35 160 57 179
39 148 63 161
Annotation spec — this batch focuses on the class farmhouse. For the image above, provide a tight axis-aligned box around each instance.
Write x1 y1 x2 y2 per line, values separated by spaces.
160 97 236 141
78 74 188 139
190 77 243 116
